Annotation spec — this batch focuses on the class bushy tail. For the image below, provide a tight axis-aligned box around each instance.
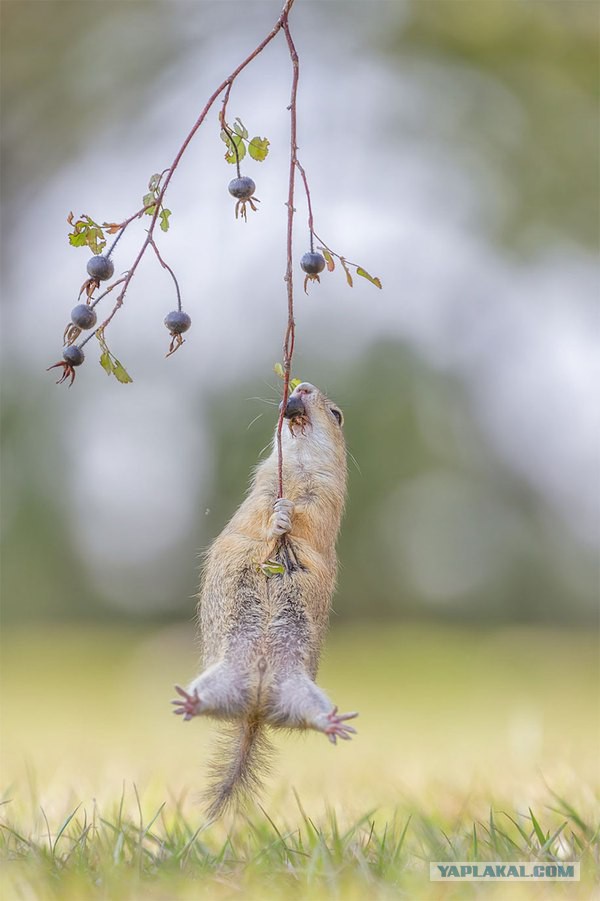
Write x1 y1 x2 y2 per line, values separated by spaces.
203 717 273 821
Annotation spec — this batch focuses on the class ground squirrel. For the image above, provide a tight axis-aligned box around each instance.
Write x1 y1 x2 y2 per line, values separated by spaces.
172 382 357 818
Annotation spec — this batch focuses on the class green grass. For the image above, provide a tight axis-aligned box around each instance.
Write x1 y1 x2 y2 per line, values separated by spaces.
1 623 598 898
1 787 597 899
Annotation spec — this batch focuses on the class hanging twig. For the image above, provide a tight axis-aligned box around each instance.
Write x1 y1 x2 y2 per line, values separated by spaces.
275 18 300 500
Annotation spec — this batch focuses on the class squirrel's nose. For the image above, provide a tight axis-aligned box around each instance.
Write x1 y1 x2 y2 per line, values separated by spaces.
283 393 306 419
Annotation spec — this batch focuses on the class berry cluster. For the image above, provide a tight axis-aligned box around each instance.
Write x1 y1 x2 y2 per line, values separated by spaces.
48 244 196 385
49 5 381 389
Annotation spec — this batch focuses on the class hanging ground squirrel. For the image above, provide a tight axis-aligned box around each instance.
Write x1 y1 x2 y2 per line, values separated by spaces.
172 382 357 818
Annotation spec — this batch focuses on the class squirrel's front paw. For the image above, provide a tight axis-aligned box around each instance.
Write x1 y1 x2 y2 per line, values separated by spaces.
171 685 202 721
268 498 295 537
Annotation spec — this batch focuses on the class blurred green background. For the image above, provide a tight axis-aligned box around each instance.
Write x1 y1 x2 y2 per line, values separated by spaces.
0 0 598 841
2 0 598 628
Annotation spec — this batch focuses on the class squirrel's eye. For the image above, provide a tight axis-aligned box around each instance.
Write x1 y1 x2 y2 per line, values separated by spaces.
330 407 343 426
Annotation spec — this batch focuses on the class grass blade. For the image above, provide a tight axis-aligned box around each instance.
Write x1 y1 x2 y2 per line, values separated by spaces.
52 804 81 854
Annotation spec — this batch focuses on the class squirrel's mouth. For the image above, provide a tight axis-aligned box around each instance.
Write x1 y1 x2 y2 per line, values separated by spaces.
284 394 310 434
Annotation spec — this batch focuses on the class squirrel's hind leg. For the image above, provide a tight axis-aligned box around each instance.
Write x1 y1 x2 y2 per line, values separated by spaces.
172 662 249 721
266 673 358 744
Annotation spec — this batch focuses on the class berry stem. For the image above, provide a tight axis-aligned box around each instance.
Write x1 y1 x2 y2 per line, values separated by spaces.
220 81 233 133
220 120 242 180
149 238 183 312
105 224 128 259
276 16 299 501
295 159 315 254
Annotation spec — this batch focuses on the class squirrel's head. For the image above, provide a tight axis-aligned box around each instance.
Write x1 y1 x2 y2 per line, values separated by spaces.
281 382 345 460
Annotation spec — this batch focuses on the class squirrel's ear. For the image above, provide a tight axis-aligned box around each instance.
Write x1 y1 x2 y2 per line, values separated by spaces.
330 407 344 427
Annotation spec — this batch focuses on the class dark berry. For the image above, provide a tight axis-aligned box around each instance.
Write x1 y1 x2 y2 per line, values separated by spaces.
228 176 255 200
164 311 192 334
300 252 326 275
87 255 114 281
63 345 85 367
71 304 97 330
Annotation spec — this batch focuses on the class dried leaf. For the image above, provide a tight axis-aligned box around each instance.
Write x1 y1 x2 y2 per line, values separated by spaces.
356 267 382 289
304 273 321 294
321 248 335 272
340 258 353 288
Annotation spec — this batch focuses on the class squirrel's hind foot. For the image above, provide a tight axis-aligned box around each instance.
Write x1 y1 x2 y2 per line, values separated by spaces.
317 707 359 745
171 685 202 721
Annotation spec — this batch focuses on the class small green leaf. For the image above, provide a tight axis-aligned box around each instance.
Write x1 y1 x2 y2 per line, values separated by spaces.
273 362 285 379
356 267 382 289
159 209 171 232
148 173 161 192
67 214 106 252
68 232 89 248
99 351 112 376
290 378 302 391
233 118 248 139
259 560 285 577
226 138 246 165
248 137 270 162
112 360 133 384
221 130 246 165
142 192 158 215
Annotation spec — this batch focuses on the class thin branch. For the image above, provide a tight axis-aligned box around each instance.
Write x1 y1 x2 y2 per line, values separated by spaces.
87 276 128 312
104 192 167 251
276 18 300 500
312 231 363 269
